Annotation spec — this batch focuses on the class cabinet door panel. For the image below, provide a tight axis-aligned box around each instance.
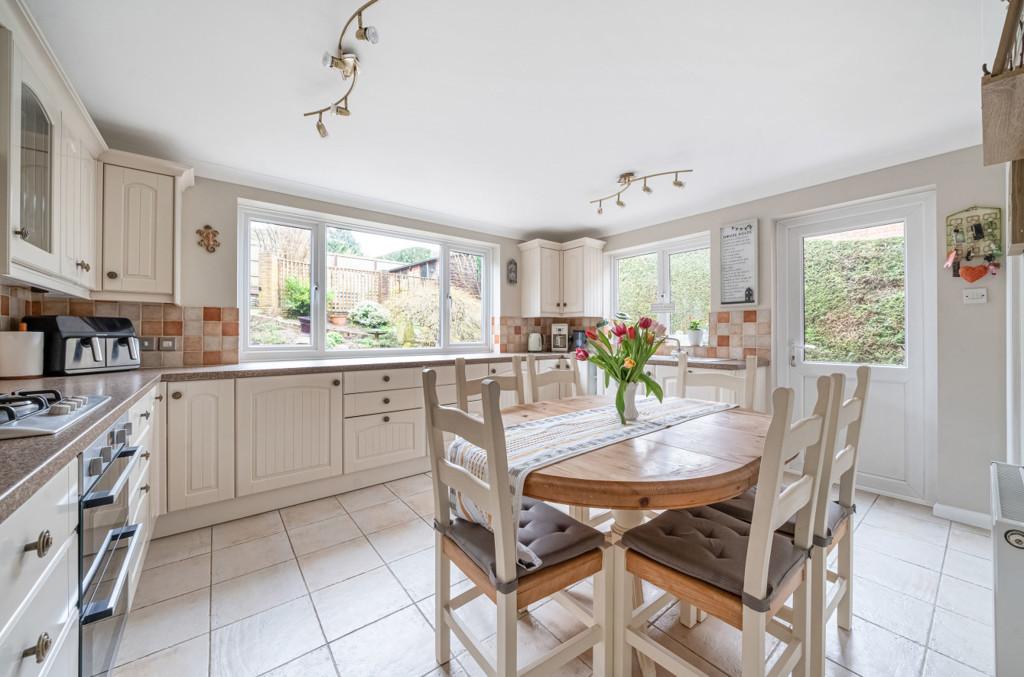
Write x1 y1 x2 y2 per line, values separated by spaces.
102 166 173 293
538 246 562 315
166 380 234 511
59 130 80 281
560 246 584 316
236 374 343 496
344 409 425 473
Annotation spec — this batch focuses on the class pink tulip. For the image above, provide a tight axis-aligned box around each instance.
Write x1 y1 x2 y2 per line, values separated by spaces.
610 323 627 337
575 347 589 361
638 317 653 329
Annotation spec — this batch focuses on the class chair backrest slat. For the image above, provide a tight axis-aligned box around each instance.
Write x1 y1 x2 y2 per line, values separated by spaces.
455 357 525 412
676 354 758 409
526 355 582 402
827 367 871 518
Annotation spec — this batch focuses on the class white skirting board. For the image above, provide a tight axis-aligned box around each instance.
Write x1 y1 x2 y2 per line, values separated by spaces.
932 503 991 530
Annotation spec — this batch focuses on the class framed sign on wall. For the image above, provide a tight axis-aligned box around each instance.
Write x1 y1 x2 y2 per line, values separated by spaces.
720 219 758 305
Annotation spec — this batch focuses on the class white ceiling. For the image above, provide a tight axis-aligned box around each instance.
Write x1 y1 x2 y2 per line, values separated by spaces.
25 0 1004 239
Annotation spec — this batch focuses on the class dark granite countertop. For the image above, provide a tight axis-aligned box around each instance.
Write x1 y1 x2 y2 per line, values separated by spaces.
0 351 767 523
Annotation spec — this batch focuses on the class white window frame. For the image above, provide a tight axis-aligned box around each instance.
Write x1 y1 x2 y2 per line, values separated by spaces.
238 199 494 361
607 231 711 334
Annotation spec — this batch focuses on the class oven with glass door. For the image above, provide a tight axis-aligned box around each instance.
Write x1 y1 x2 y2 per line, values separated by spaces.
78 415 146 677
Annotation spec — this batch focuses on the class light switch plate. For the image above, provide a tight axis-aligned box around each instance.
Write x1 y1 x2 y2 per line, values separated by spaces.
139 337 155 351
963 287 987 304
158 337 176 351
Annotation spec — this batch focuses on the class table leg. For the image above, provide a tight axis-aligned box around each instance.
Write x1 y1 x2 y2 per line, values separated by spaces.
611 509 656 677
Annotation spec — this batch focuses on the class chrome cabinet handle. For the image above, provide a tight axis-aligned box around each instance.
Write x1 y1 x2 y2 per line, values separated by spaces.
23 530 52 558
21 632 50 663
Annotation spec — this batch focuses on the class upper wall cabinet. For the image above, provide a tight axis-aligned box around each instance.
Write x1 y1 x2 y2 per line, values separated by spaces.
518 238 604 318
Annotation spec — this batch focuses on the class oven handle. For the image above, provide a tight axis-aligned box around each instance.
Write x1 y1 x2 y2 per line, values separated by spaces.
81 523 142 625
81 446 141 509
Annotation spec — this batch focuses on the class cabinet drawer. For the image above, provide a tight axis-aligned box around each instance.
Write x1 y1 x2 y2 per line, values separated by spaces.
128 422 154 501
0 463 75 626
0 537 74 677
343 408 426 473
129 386 159 440
130 462 152 528
39 614 76 677
345 366 455 393
486 361 515 376
344 385 455 417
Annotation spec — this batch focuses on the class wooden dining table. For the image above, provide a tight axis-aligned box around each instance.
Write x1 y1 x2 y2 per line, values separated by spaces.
500 394 772 674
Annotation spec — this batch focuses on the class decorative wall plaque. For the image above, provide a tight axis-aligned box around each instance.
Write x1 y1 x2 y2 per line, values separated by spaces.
197 224 221 253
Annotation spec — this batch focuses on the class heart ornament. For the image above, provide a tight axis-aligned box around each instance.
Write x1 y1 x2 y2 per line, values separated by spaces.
959 265 988 283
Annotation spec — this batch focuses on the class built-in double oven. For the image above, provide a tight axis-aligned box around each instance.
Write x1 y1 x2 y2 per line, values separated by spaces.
78 413 147 677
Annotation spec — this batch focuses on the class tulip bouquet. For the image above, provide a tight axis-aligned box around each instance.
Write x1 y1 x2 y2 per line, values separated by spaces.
575 314 667 424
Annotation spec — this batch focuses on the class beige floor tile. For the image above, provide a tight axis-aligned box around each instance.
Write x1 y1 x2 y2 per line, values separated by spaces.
210 596 324 676
133 553 211 609
328 606 445 677
143 528 211 570
936 574 993 626
297 536 383 591
923 650 989 676
847 576 934 644
853 545 940 602
311 566 413 641
870 496 947 524
942 549 993 589
366 518 434 561
115 589 210 667
825 616 925 677
861 506 950 546
262 646 338 677
424 661 470 676
389 546 467 601
280 496 346 530
211 559 307 629
403 489 436 517
653 602 779 676
386 473 434 498
855 523 946 570
211 530 294 584
211 510 283 550
948 526 992 560
824 659 859 676
928 608 995 675
349 498 420 534
458 613 592 677
111 635 209 677
337 484 396 512
286 514 362 556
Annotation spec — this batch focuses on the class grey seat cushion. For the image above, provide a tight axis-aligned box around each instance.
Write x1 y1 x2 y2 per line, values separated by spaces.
443 498 604 588
621 506 808 611
711 488 853 546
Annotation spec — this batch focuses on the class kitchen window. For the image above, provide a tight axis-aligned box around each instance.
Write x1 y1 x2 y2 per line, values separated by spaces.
610 233 710 345
239 202 493 359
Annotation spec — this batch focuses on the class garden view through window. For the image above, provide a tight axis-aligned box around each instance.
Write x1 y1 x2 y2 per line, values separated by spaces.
245 213 488 355
802 222 906 365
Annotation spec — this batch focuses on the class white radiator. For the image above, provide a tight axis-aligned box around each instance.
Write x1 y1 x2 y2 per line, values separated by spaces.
991 462 1024 676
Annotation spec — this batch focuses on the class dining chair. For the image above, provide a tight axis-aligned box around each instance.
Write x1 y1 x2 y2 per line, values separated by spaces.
676 352 759 409
526 355 582 403
454 356 525 413
422 368 612 676
613 376 836 677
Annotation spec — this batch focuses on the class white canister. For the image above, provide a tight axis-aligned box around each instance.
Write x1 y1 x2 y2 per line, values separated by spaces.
0 331 44 378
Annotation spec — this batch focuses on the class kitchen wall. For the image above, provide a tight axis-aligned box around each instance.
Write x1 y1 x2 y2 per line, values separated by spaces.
603 145 1008 517
180 177 523 317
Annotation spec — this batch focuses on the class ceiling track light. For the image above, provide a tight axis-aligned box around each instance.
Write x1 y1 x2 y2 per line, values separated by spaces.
303 0 384 137
591 169 693 214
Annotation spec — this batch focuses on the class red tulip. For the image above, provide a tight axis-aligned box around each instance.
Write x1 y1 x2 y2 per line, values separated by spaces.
585 328 599 341
627 326 637 340
610 323 627 337
575 347 589 361
638 316 653 329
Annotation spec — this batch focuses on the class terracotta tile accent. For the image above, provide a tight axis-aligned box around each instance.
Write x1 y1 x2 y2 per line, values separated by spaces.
163 304 183 321
1 296 8 316
743 310 757 323
221 307 239 322
203 321 222 336
28 301 41 316
141 304 163 321
141 320 163 336
203 351 221 365
743 347 757 358
184 321 203 336
717 311 730 323
94 301 119 316
118 303 141 321
717 335 730 347
183 336 203 352
184 306 203 321
183 351 203 366
43 299 68 315
222 321 239 337
69 301 95 317
163 321 183 336
203 307 221 321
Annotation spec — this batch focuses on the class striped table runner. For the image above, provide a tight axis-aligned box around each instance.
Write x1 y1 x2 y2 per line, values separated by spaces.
446 396 736 569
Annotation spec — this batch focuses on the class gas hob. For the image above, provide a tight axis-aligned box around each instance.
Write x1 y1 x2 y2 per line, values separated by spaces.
0 389 111 439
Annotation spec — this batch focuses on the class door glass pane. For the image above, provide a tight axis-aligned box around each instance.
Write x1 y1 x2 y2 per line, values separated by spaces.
803 222 906 365
449 250 484 345
20 84 52 253
248 221 312 347
615 253 657 321
324 227 440 350
668 248 711 342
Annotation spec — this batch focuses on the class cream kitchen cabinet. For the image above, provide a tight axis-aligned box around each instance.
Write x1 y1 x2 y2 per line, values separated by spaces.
101 164 173 295
58 118 99 289
519 238 604 318
166 379 235 511
344 408 426 474
235 373 344 496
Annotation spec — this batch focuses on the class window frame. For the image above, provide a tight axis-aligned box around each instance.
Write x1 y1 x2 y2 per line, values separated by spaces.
238 200 494 361
608 232 711 337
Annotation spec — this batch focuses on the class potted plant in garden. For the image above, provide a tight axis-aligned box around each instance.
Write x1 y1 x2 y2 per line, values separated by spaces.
576 314 667 424
686 318 704 347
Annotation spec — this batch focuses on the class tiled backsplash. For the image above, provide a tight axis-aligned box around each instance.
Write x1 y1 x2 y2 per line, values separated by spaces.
0 285 45 330
493 316 601 352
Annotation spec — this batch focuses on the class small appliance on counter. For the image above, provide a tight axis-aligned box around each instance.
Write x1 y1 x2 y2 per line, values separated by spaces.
527 332 544 352
0 328 44 378
24 315 141 375
571 329 587 349
551 323 569 352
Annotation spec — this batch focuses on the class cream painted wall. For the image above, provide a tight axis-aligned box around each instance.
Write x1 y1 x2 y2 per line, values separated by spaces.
603 146 1007 515
179 177 523 316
